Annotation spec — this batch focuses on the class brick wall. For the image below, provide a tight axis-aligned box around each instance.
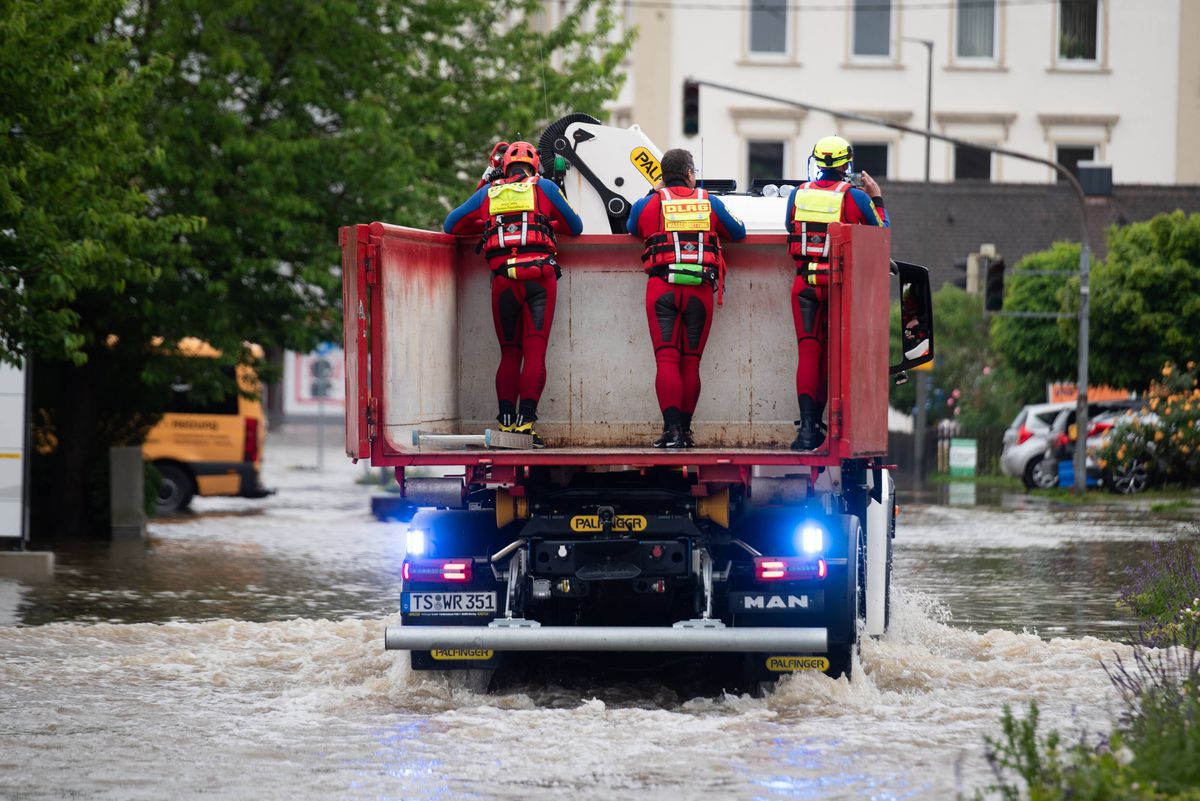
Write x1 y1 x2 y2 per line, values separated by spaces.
883 182 1200 288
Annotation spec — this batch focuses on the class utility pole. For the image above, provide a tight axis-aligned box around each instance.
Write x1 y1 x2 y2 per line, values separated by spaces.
902 37 934 484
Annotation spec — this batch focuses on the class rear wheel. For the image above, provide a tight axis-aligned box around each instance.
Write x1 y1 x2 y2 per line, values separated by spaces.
155 463 195 514
1104 458 1152 495
1022 456 1058 490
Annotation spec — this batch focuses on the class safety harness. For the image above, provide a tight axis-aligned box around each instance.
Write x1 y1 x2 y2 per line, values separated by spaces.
787 181 850 286
478 177 560 279
641 188 727 303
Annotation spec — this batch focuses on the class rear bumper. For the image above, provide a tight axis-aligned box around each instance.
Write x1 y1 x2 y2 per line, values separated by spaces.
191 461 275 499
385 621 828 654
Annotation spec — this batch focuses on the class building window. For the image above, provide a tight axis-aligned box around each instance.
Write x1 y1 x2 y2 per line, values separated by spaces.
956 0 996 59
748 140 785 187
852 143 888 177
749 0 788 55
1056 145 1096 182
1060 0 1099 60
954 144 991 180
853 0 892 58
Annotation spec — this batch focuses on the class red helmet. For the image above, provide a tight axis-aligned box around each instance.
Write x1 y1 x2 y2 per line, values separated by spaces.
502 141 540 175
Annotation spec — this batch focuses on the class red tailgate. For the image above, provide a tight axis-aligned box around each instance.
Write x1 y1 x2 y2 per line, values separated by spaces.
828 224 890 456
339 224 371 458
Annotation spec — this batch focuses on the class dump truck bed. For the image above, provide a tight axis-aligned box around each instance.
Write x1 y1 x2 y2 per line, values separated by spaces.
341 222 891 468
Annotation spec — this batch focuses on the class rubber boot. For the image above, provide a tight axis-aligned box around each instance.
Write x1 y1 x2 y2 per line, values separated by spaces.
653 425 686 449
790 395 826 451
511 402 544 448
497 401 518 432
653 408 685 448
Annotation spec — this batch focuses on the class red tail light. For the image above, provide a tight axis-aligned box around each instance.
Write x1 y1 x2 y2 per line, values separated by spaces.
1016 424 1033 445
1055 433 1070 448
1087 422 1113 437
754 557 826 581
243 417 259 463
403 559 473 583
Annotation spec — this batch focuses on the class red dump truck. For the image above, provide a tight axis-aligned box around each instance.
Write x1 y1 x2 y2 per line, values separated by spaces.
340 116 933 686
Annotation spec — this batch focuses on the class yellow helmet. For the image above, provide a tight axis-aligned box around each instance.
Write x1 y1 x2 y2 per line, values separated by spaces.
811 135 853 169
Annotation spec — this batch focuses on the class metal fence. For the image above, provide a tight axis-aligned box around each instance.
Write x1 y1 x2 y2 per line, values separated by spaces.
889 422 1007 477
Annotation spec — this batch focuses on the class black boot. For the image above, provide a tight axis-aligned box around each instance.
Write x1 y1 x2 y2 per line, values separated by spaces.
512 414 544 448
790 394 827 451
497 401 517 432
653 425 686 449
680 412 696 448
653 408 685 448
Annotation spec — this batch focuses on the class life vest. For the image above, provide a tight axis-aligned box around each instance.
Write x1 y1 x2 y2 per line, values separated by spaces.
479 177 558 273
787 180 851 285
641 187 725 298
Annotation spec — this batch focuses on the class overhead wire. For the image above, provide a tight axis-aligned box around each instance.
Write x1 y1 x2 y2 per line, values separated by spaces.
612 0 1059 12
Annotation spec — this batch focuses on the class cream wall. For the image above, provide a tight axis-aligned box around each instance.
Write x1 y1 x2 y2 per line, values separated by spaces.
609 0 1192 187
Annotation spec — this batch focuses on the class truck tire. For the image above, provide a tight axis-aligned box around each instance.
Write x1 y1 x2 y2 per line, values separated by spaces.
155 462 195 514
1022 456 1058 490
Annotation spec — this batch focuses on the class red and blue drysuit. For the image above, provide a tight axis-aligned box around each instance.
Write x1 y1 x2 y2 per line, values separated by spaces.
444 175 583 419
784 170 889 423
627 186 746 429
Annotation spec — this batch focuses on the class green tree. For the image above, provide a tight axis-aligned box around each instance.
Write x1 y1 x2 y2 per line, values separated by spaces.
989 242 1078 403
7 0 632 537
0 0 197 365
1083 211 1200 390
1 0 204 537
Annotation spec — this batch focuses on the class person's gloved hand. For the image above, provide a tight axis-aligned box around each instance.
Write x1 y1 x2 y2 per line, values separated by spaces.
478 141 510 186
489 141 510 169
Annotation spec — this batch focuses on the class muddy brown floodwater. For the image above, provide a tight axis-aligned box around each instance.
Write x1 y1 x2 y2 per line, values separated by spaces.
1 429 1196 800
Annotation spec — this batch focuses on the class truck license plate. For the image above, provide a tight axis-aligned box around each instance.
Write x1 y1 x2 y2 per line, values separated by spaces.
402 592 496 616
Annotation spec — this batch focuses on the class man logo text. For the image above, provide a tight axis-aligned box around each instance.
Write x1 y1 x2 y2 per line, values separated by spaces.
741 594 809 610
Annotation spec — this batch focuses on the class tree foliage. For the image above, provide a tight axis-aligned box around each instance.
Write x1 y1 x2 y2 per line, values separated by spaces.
989 242 1079 403
0 0 199 366
4 0 632 537
992 213 1200 397
1085 211 1200 390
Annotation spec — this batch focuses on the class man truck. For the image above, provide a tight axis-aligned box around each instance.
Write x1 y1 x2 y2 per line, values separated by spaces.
340 115 934 685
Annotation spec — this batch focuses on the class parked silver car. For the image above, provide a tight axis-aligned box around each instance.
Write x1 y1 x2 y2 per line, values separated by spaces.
1000 402 1074 489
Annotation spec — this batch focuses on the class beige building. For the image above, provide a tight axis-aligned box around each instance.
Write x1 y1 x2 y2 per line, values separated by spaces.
599 0 1200 188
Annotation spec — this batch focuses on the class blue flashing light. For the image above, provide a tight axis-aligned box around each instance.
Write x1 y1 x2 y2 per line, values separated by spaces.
798 524 824 555
406 528 427 557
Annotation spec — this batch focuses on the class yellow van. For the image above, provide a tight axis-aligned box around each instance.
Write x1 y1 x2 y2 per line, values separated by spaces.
142 340 272 513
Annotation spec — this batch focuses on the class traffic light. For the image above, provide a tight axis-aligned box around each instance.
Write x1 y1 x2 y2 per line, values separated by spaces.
984 257 1005 312
951 258 968 290
682 80 699 136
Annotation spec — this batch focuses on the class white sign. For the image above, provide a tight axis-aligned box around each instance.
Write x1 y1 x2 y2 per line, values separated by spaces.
948 438 978 476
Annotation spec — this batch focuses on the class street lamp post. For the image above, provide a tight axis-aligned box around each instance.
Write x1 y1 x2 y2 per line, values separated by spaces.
902 37 934 183
902 37 933 484
686 77 1095 494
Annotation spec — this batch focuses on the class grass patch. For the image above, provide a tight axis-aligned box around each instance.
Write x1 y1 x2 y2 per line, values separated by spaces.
929 472 1023 489
1150 499 1195 514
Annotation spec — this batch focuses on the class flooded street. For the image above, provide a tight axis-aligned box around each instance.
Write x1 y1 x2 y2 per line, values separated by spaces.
2 427 1197 800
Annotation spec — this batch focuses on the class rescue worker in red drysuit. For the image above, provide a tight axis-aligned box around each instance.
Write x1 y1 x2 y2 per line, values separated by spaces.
627 148 746 448
443 141 584 447
784 135 889 450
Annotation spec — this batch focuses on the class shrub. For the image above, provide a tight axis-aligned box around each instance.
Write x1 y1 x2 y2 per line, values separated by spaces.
1096 362 1200 488
1119 540 1200 647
